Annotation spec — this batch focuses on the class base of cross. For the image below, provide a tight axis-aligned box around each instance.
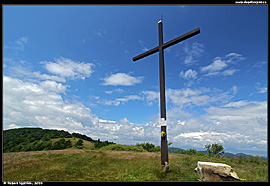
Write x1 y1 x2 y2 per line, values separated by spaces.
161 162 170 173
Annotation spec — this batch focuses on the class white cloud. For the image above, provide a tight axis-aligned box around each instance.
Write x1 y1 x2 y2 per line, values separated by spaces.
105 90 113 94
99 119 117 124
100 86 230 109
231 85 238 95
105 88 124 94
222 100 248 108
39 80 68 93
224 52 246 63
142 87 231 109
5 37 29 51
179 69 198 79
226 53 241 57
204 101 267 122
255 82 267 94
7 124 20 129
167 88 211 107
87 117 160 144
201 59 227 72
167 100 267 153
182 42 204 65
2 59 67 83
257 87 267 94
222 69 238 76
15 37 29 51
100 95 143 106
252 61 267 68
42 57 94 80
3 76 94 132
138 40 149 52
201 53 244 77
257 86 267 94
167 107 193 120
203 69 238 77
142 90 160 106
102 73 143 86
32 71 66 83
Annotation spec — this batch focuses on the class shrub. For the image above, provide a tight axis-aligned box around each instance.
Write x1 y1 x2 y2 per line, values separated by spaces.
100 144 146 152
247 155 263 164
135 142 160 152
185 148 197 155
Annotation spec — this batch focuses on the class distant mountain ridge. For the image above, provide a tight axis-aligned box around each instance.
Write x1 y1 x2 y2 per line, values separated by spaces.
168 147 267 161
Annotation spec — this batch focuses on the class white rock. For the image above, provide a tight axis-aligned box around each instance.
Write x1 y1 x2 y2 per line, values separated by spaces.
194 161 240 181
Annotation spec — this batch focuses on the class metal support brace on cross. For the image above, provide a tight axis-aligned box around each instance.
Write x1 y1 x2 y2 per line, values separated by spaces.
132 20 200 172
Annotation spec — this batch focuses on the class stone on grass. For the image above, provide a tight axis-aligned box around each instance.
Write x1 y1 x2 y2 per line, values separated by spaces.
194 161 240 181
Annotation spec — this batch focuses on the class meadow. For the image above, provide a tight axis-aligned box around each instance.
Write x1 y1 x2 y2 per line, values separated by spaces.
3 148 268 181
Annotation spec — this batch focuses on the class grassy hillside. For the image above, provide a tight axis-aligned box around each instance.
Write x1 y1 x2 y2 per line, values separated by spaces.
3 149 267 181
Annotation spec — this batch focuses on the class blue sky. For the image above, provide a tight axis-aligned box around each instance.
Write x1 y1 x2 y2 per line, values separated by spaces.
3 5 267 156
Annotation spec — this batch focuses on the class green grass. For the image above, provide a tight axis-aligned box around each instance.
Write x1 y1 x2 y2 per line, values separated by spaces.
3 149 268 181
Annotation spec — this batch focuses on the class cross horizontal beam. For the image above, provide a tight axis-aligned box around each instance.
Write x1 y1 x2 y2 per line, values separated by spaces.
133 27 200 62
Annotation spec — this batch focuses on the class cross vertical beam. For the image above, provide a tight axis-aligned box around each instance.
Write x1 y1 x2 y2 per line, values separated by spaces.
158 21 169 171
158 21 166 120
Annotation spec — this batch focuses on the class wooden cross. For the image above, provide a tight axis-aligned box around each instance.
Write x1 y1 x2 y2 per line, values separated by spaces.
132 20 200 171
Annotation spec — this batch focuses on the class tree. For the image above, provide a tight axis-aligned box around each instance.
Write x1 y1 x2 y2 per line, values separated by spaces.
41 135 50 141
65 140 72 148
60 138 67 149
44 141 52 150
74 139 83 149
93 139 115 149
72 133 93 142
52 141 61 150
52 138 67 150
204 143 224 156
